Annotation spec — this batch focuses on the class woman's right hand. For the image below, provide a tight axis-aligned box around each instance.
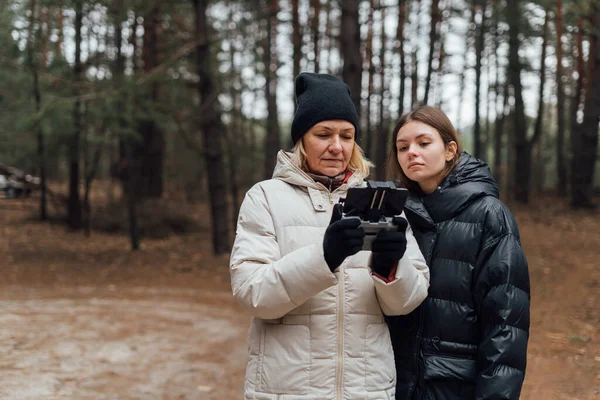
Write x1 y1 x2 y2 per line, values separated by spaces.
370 217 408 279
323 204 365 272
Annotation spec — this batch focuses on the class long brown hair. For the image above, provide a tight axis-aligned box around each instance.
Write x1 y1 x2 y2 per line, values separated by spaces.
386 106 462 192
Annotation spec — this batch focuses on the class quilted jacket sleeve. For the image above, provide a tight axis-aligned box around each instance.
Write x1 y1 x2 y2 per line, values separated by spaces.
230 184 337 320
372 218 430 316
473 202 530 400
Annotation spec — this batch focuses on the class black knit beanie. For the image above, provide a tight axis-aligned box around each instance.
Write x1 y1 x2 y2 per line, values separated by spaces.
291 72 360 145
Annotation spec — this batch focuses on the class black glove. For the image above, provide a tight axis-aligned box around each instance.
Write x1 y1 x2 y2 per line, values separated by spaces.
323 204 365 272
370 217 408 278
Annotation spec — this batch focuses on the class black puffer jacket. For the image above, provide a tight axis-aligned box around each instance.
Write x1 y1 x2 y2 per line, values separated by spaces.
388 152 530 400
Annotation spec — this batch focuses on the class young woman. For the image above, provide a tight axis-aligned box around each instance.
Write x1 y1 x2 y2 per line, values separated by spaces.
385 106 530 400
230 73 430 400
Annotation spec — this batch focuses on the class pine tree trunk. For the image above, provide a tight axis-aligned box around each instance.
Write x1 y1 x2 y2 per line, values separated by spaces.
112 0 139 250
39 6 49 67
341 0 362 118
364 0 375 158
126 141 140 250
83 130 105 238
435 0 450 109
555 0 567 196
375 5 388 180
131 14 139 73
494 81 508 189
311 0 321 72
456 2 476 133
410 0 422 108
193 0 230 254
530 10 549 195
27 0 47 221
56 0 63 57
68 0 83 230
484 39 491 159
263 0 281 179
569 17 585 198
492 0 504 185
507 0 530 203
558 17 586 193
571 6 600 208
396 0 407 117
137 6 164 198
324 0 333 73
473 0 487 159
292 0 301 101
227 4 241 230
423 0 439 105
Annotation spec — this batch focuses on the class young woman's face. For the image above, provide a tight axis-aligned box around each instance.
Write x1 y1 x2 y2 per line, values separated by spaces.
302 120 355 177
395 121 457 194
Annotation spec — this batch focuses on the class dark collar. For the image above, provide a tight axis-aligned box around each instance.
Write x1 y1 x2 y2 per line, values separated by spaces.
405 152 499 224
306 171 348 192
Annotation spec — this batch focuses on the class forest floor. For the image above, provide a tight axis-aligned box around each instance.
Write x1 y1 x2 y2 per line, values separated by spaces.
0 189 599 400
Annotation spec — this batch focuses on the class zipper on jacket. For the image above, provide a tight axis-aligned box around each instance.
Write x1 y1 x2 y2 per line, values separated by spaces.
336 265 345 400
423 337 477 360
408 307 425 399
408 228 437 399
432 336 441 351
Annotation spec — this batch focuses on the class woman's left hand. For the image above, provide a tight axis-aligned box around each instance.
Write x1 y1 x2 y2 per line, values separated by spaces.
370 217 408 278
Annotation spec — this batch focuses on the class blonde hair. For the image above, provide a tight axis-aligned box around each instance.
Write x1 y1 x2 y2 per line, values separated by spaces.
291 140 373 180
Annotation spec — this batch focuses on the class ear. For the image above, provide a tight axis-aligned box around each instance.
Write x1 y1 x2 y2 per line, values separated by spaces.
445 141 458 162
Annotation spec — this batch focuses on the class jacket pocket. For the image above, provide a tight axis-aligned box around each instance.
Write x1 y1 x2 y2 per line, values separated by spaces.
365 322 396 391
259 324 310 394
422 353 477 382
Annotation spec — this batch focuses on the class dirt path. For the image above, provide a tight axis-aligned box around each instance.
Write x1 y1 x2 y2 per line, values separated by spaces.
515 200 600 400
0 286 250 400
1 196 598 399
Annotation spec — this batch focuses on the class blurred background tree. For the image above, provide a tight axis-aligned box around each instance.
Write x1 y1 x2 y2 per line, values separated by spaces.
0 0 598 253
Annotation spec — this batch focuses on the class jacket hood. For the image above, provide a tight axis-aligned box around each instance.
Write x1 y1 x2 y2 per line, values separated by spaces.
406 152 498 225
272 150 363 191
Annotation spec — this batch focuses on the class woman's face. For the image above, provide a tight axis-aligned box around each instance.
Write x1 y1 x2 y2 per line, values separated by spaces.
395 121 456 194
302 120 355 177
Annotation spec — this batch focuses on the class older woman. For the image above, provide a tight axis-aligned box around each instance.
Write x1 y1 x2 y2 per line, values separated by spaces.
230 72 430 400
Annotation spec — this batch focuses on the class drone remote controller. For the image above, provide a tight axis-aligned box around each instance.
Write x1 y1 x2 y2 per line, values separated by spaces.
339 181 409 251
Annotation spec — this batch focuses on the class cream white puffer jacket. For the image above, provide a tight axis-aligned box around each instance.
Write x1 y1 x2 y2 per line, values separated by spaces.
230 151 430 400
